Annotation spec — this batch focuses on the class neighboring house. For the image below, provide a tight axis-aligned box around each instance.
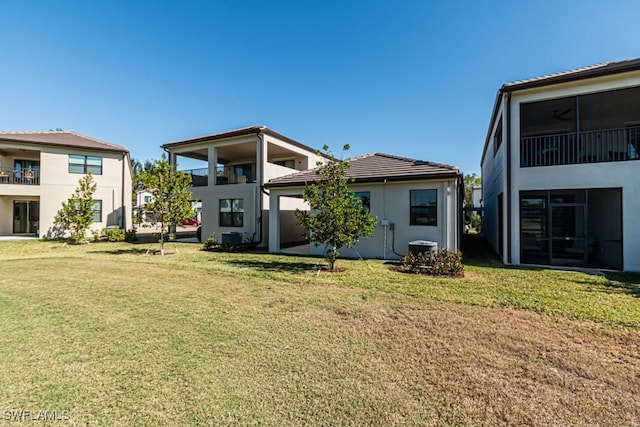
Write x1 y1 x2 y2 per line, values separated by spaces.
481 57 640 271
265 153 463 259
133 189 202 224
162 126 325 246
472 185 482 208
133 190 155 223
0 131 132 238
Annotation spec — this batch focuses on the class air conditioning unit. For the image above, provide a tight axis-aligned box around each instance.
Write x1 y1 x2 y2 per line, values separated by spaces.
221 232 243 246
408 240 438 259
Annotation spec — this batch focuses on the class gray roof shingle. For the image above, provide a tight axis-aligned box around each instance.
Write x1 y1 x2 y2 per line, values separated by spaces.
502 57 640 92
0 131 128 152
266 153 460 188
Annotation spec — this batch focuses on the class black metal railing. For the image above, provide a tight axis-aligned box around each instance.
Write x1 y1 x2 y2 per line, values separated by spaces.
521 126 640 167
215 164 256 185
180 168 208 187
0 167 40 185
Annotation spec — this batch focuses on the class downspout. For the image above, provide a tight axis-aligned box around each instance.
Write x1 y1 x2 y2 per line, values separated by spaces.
506 91 512 264
254 131 264 245
121 151 128 230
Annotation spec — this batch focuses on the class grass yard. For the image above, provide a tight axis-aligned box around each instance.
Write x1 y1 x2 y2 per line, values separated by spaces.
0 238 639 426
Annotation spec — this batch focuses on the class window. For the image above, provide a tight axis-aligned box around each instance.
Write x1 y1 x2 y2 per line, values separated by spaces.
493 117 503 155
69 155 102 175
353 191 371 211
219 198 243 227
274 159 296 169
92 200 102 222
144 195 152 203
410 189 437 226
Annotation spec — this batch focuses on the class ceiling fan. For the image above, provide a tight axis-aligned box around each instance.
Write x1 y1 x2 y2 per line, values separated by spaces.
551 108 572 121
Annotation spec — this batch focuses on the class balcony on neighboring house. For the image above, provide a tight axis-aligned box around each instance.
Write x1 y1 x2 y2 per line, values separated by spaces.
519 85 640 168
215 163 256 185
0 166 40 185
181 163 257 187
182 168 208 187
521 126 640 167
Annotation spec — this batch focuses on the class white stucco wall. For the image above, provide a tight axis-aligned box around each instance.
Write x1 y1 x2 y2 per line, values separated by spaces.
176 130 323 246
268 178 461 260
483 69 640 271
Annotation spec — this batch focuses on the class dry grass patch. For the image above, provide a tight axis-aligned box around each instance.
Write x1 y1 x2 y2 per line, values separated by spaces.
0 239 639 425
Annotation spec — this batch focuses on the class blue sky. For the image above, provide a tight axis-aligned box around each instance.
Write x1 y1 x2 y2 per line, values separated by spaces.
2 1 640 175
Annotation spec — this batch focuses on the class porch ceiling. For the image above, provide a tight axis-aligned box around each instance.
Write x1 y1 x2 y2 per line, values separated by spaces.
175 141 302 164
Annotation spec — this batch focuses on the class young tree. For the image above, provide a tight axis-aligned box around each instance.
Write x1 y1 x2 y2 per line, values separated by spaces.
131 158 155 225
295 144 377 270
54 173 97 244
464 173 481 207
139 155 195 255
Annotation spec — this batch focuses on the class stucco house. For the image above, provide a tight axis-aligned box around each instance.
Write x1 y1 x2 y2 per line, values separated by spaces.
162 126 325 246
0 131 132 238
481 57 640 271
266 153 463 259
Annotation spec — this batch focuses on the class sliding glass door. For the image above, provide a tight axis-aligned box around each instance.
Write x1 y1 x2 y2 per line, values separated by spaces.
13 201 39 234
520 189 622 269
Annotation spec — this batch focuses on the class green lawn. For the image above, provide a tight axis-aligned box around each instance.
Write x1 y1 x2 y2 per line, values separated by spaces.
0 239 639 426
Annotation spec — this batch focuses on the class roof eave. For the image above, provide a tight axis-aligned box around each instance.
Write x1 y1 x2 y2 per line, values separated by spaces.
266 172 461 189
0 137 129 153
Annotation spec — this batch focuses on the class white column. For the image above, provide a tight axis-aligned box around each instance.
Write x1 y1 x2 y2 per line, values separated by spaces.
208 146 217 187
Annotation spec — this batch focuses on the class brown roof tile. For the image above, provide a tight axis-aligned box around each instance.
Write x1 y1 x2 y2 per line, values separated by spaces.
0 131 128 152
265 153 460 188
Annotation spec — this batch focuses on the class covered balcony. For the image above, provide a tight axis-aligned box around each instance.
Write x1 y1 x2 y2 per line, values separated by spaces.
520 85 640 167
0 165 40 185
174 138 308 187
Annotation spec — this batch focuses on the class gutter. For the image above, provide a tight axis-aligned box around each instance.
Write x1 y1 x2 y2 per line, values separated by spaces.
506 92 512 264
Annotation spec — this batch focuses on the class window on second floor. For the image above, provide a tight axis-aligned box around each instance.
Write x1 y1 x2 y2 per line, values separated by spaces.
493 117 503 155
274 159 296 169
69 155 103 175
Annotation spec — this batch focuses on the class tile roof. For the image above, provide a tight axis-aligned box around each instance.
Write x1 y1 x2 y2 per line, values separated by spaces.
502 57 640 91
266 153 460 188
0 131 128 152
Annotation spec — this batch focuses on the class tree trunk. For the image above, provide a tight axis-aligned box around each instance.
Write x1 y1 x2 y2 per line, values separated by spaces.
159 222 165 256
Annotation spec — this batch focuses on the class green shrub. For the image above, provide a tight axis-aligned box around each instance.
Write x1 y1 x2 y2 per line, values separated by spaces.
400 249 464 277
125 229 137 242
202 233 218 251
102 227 125 242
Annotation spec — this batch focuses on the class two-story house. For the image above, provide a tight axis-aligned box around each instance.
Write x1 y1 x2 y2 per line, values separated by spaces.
481 58 640 271
0 131 132 238
162 126 325 247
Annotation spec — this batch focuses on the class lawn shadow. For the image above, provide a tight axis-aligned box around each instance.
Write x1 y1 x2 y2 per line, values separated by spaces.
222 257 323 274
90 247 152 256
600 272 640 298
461 234 505 268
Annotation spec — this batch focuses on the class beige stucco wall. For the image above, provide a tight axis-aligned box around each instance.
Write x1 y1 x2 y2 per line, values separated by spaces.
0 143 132 238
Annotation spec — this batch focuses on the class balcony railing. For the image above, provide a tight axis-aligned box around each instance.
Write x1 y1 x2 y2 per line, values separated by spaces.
0 167 40 185
521 126 640 167
181 168 209 187
180 164 256 187
216 164 255 185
